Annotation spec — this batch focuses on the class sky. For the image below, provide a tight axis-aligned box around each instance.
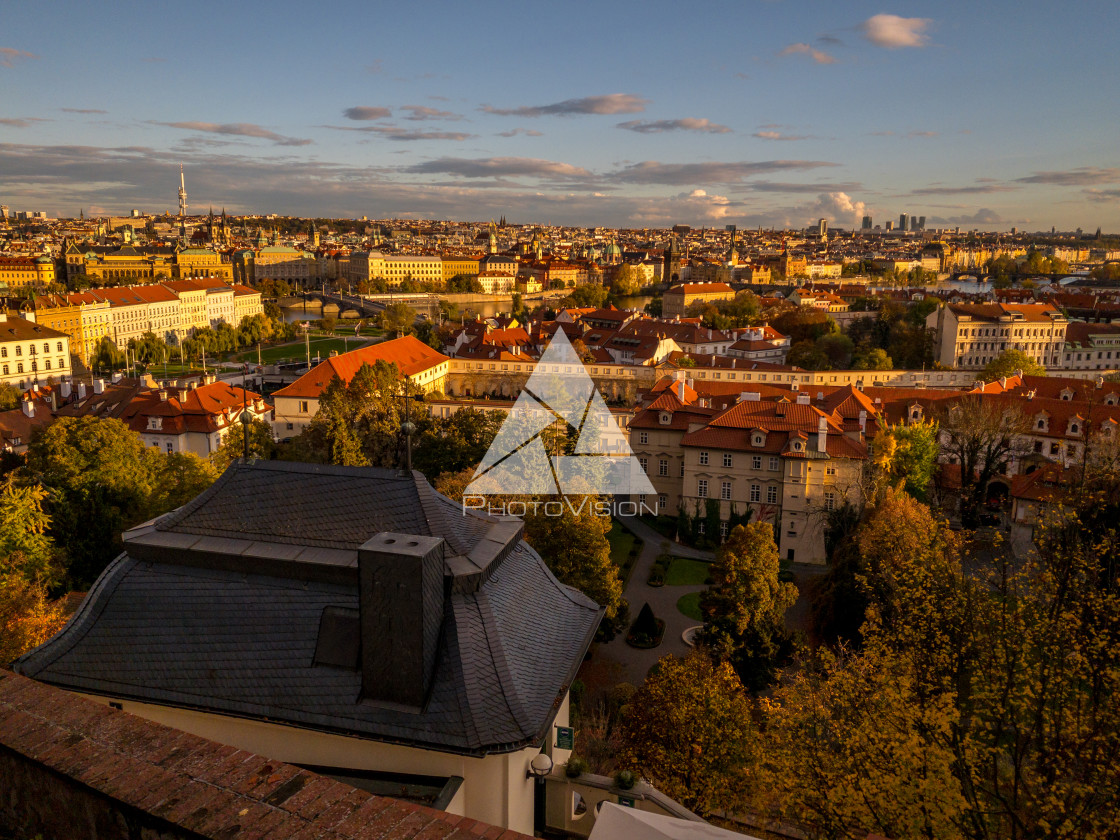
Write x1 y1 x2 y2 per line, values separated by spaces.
2 0 1118 231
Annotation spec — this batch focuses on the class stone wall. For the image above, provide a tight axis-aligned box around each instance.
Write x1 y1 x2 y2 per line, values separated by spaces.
0 672 530 840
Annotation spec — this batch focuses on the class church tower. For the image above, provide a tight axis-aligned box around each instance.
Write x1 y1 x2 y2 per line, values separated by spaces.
663 234 682 285
310 221 320 248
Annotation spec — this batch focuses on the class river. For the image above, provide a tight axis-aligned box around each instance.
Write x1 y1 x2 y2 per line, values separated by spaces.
283 294 656 323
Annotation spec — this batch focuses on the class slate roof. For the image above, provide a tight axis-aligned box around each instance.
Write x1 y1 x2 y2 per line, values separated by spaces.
16 461 602 758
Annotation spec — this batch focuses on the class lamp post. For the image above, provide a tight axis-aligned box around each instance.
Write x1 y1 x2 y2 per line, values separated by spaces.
528 752 553 833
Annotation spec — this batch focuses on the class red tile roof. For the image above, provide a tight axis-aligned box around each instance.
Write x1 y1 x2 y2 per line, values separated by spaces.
273 337 448 400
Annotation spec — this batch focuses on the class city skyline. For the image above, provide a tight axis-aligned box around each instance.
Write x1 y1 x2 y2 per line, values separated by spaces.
2 0 1118 231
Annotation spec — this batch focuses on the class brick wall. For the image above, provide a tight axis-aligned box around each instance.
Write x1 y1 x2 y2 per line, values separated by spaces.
0 672 530 840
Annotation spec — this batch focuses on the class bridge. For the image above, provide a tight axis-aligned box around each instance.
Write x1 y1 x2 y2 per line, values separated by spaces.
945 271 1091 286
298 292 440 319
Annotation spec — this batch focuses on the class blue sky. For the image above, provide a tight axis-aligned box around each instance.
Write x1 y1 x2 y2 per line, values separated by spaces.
2 0 1118 230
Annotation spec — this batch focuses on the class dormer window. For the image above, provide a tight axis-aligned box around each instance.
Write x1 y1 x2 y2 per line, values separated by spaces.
1060 389 1074 401
752 432 766 448
1069 421 1080 435
659 412 671 425
1106 393 1119 406
792 440 803 451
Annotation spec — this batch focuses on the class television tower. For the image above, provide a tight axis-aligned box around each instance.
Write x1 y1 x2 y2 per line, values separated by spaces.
178 164 188 218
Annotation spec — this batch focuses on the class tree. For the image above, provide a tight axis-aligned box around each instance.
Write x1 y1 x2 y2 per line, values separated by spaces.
936 395 1030 526
521 498 624 628
618 651 754 816
771 306 837 344
610 263 643 296
91 336 126 372
412 408 501 483
380 302 415 337
787 340 831 370
873 419 940 502
211 418 276 471
0 382 19 411
0 565 68 666
0 477 57 584
698 522 798 692
128 331 170 366
561 283 609 309
981 349 1046 380
852 347 893 370
817 332 854 368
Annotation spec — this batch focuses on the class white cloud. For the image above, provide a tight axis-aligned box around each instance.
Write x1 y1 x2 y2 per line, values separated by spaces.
810 192 867 227
778 43 837 64
860 14 932 49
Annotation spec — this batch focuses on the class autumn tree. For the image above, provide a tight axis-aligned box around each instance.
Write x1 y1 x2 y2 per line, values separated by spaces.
981 348 1046 380
211 418 277 471
699 522 798 692
852 347 893 370
618 651 754 816
380 301 416 337
521 498 624 630
0 382 19 411
936 395 1030 526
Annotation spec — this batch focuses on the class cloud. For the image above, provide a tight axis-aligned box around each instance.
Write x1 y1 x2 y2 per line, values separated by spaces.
406 156 592 179
750 180 863 193
0 118 50 128
609 160 838 186
400 105 463 121
1016 167 1120 186
497 128 543 138
60 108 108 115
0 47 38 68
347 126 472 141
343 106 392 121
151 121 312 146
860 14 932 49
617 118 731 134
753 130 810 141
933 208 1005 226
1085 188 1120 203
810 192 867 226
481 93 648 117
778 43 837 64
911 184 1017 195
906 130 937 138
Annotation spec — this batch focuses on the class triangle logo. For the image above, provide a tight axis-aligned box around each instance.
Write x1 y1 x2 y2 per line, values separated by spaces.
467 329 656 497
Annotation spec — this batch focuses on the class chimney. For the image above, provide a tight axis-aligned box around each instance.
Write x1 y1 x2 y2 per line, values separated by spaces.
816 391 825 402
999 376 1007 389
22 399 34 418
817 415 828 452
78 382 87 400
158 389 168 402
858 409 867 432
93 379 104 394
796 393 810 405
60 380 71 399
677 380 685 401
50 390 58 412
740 391 761 402
358 532 446 708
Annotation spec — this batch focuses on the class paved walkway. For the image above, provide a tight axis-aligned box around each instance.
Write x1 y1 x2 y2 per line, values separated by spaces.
582 517 829 689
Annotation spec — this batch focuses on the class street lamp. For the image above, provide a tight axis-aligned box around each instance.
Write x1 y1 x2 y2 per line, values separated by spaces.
528 753 553 779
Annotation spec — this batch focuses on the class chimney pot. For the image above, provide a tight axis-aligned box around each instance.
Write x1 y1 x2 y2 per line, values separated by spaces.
93 378 104 394
22 399 34 418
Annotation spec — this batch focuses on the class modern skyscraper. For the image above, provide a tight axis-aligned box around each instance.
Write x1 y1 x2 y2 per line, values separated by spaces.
818 218 827 236
899 213 909 232
917 215 926 231
861 215 872 230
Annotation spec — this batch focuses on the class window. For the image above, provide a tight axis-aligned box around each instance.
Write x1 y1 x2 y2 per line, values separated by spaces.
767 485 777 504
769 457 779 471
298 400 309 413
1 365 7 375
658 459 668 477
752 455 762 469
639 457 648 474
697 521 706 535
44 360 50 370
750 484 761 502
722 453 732 468
15 346 20 356
825 466 837 476
697 479 708 498
0 348 6 357
639 431 648 445
721 481 732 500
16 363 23 373
699 451 709 466
43 343 49 354
680 462 685 477
658 494 667 509
719 521 729 539
825 492 836 511
787 549 795 562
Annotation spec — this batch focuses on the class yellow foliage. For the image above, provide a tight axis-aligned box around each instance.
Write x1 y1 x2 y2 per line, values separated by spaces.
0 564 68 666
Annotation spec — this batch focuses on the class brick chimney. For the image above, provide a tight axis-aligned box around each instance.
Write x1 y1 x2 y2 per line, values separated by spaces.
817 415 828 452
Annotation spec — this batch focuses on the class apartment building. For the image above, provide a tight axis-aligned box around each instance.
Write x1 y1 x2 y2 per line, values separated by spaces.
927 302 1068 370
1061 322 1120 371
0 313 71 389
349 252 443 288
0 256 56 290
160 279 210 335
630 382 872 563
441 255 481 283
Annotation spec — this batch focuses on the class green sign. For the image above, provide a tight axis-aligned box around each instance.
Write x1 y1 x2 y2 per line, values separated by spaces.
555 725 574 750
618 795 636 808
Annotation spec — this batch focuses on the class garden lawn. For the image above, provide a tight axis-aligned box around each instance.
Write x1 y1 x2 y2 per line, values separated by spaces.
606 520 640 585
664 557 711 586
677 592 702 621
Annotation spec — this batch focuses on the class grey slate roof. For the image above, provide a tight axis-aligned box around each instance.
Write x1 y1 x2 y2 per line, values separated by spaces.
16 461 602 757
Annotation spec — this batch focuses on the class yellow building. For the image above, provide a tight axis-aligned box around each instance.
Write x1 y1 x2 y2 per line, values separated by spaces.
174 248 233 282
0 256 56 291
253 245 315 287
441 255 481 283
161 279 210 334
32 292 111 365
0 313 72 389
75 245 174 283
232 284 264 324
662 282 735 318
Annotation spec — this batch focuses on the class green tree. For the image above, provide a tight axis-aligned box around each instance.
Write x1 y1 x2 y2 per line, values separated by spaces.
852 347 893 370
211 418 277 472
787 340 831 370
128 331 170 366
561 283 609 309
699 522 798 692
90 336 126 372
981 348 1046 380
522 498 624 628
380 301 415 336
618 651 754 816
873 419 940 502
0 477 57 585
412 408 501 483
772 306 837 343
